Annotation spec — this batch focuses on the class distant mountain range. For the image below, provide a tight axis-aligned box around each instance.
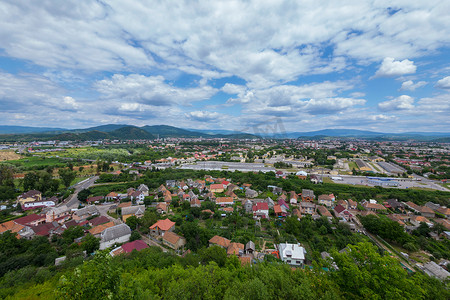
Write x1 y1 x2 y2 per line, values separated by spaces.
0 125 448 141
0 124 258 141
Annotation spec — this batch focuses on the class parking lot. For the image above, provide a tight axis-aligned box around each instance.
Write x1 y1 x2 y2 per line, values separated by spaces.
328 175 449 192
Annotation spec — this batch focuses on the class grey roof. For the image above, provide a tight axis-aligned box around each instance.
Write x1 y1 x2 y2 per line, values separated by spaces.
302 189 315 198
74 205 99 217
245 240 255 251
46 205 70 215
121 205 145 216
138 184 149 192
423 261 450 280
101 224 131 242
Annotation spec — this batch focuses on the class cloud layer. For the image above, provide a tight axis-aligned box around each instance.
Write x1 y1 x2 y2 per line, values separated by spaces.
0 1 449 132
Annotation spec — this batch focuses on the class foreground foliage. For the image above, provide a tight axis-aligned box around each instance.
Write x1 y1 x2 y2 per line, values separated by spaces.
2 242 448 300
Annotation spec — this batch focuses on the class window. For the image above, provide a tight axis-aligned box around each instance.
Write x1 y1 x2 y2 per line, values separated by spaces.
286 260 291 263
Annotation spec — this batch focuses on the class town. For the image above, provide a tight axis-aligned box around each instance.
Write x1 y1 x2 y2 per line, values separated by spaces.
0 136 449 298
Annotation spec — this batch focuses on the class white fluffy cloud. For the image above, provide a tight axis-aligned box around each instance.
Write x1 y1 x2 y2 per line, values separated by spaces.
94 74 218 106
378 95 415 111
375 57 417 77
400 80 426 91
185 111 222 122
435 76 450 89
302 98 366 115
0 1 449 85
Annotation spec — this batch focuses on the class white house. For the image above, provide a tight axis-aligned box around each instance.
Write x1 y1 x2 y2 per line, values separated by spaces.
99 224 132 250
278 243 306 266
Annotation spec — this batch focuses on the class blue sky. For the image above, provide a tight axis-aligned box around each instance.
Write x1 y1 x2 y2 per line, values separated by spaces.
0 1 449 133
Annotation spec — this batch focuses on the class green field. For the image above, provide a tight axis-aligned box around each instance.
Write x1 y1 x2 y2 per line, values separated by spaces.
2 156 67 170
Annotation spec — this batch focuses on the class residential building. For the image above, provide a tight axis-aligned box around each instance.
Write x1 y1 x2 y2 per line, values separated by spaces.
300 201 316 215
17 190 42 205
45 205 71 223
301 189 315 202
130 191 145 204
317 205 332 219
150 218 175 236
110 240 149 256
73 205 99 221
89 221 115 237
318 194 334 207
245 188 258 198
209 235 230 249
252 202 269 219
99 224 132 250
422 261 450 280
156 202 168 214
121 205 145 222
209 184 224 193
289 191 298 204
278 243 306 266
137 184 149 196
215 197 234 206
162 231 186 250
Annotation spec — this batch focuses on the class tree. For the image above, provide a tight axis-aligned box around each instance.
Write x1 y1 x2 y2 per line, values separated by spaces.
77 189 91 202
125 215 140 230
198 246 227 267
23 171 39 191
331 242 423 299
0 164 15 187
82 234 100 254
129 231 141 242
59 168 76 188
62 226 84 244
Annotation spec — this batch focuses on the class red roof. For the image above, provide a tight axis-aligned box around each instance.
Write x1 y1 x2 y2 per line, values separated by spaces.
89 216 110 226
87 196 104 203
121 240 149 253
33 222 57 236
150 218 176 231
210 184 224 190
14 214 44 226
334 204 346 214
253 202 269 211
222 180 230 185
274 205 282 214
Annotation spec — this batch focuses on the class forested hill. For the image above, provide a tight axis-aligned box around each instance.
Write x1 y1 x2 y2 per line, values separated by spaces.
1 239 447 299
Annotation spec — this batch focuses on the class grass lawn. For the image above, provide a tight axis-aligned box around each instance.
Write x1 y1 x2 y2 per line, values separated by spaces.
70 176 90 186
107 211 119 219
322 177 333 183
347 161 358 171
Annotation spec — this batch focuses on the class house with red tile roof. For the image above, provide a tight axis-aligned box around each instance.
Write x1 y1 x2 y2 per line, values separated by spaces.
121 240 149 253
209 235 231 248
149 218 175 236
163 231 186 250
14 214 46 227
215 197 234 206
89 216 110 227
252 202 269 219
209 184 225 193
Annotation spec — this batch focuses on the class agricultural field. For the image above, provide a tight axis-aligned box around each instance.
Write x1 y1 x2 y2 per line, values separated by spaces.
34 147 132 161
2 156 67 171
0 150 21 161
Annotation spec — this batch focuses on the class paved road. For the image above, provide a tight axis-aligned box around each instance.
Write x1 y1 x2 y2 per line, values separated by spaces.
62 176 99 209
96 203 122 224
